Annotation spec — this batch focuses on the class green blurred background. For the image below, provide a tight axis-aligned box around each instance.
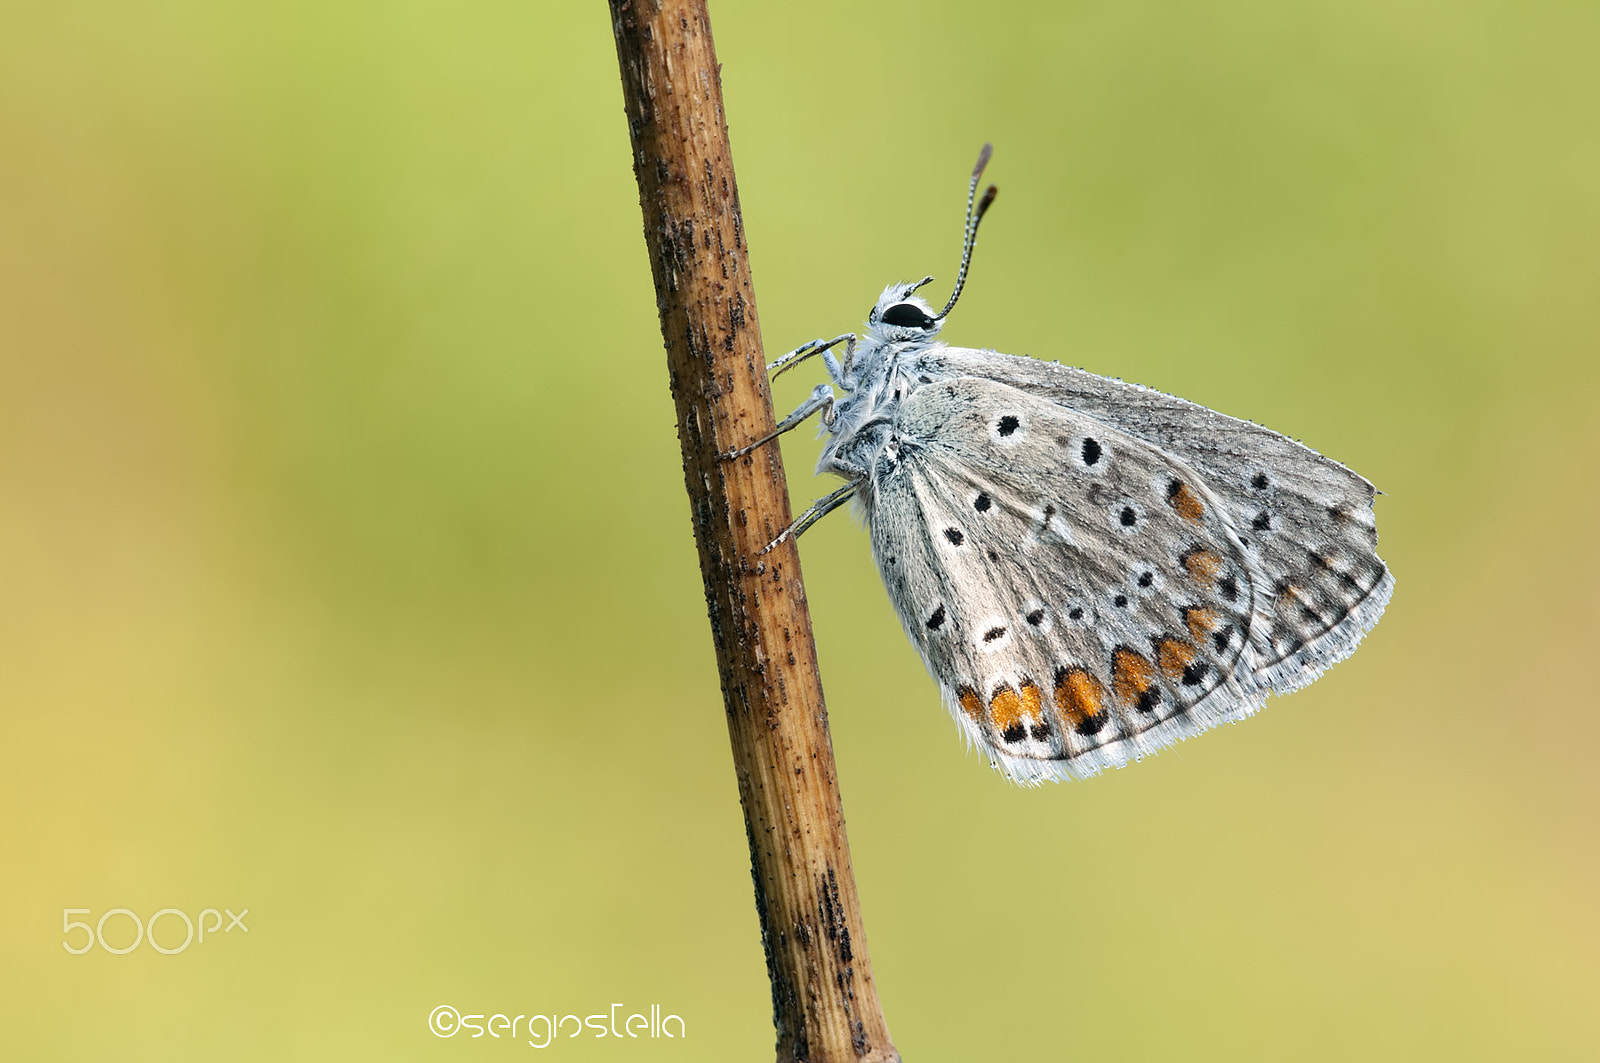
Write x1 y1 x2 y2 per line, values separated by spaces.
3 1 1597 1059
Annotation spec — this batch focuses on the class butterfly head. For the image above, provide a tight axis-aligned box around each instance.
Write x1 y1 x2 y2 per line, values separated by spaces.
866 279 944 343
864 144 998 349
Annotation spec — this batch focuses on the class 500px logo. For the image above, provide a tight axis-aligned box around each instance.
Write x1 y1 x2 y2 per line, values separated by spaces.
61 907 249 955
429 1003 685 1049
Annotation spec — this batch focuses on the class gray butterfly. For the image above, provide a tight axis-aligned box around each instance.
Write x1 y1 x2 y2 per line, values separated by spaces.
732 145 1392 784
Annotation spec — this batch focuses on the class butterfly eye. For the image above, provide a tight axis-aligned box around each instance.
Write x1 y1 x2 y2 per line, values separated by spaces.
880 303 936 329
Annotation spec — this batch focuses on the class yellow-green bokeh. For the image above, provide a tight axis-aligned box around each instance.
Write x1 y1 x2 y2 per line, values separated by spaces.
3 1 1597 1059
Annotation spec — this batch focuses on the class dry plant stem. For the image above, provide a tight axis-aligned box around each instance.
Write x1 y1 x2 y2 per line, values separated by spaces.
608 2 898 1061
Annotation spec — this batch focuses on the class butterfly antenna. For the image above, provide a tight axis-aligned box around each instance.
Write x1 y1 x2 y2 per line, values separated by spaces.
935 143 999 321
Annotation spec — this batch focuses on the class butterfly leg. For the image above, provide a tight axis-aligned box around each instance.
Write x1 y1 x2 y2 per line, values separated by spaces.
769 333 854 380
819 335 856 387
759 479 862 554
722 383 835 460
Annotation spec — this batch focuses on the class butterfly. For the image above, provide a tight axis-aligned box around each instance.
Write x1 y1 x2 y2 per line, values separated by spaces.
731 145 1392 784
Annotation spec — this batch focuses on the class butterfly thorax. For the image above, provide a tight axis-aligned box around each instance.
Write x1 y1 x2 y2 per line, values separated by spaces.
816 284 953 480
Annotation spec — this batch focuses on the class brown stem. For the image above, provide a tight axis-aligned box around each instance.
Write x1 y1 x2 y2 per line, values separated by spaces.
608 2 898 1061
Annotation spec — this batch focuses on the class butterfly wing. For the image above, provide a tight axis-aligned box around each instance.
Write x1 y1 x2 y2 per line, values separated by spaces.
913 348 1394 699
863 372 1387 783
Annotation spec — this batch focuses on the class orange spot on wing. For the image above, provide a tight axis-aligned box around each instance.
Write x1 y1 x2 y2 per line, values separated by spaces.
1184 607 1221 640
1155 637 1198 679
1180 548 1222 586
1112 649 1157 705
990 684 1047 742
958 687 983 723
990 687 1024 735
1169 483 1205 523
1054 668 1105 733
